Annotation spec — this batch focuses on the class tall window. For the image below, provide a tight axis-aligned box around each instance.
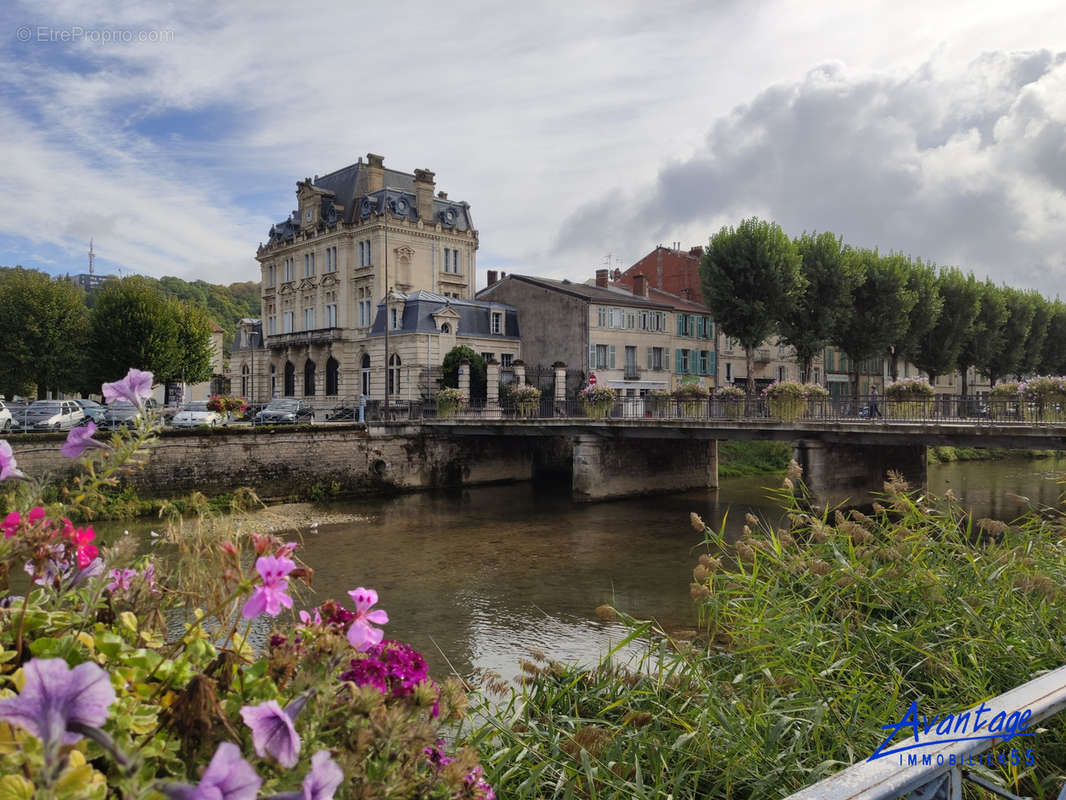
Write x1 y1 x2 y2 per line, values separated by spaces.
304 359 316 396
388 354 401 395
361 354 371 396
283 258 294 282
648 347 664 371
304 307 315 330
304 252 315 277
283 362 295 396
268 315 276 335
241 364 249 396
268 264 276 287
501 353 513 368
491 312 502 335
325 303 337 328
390 307 399 329
282 311 294 333
326 357 339 396
358 240 372 266
270 364 277 397
443 247 461 273
325 246 337 273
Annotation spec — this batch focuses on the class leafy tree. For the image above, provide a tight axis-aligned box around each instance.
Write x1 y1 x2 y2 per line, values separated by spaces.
166 301 217 385
831 250 916 404
440 346 487 400
1039 300 1066 375
891 258 942 381
1020 292 1050 377
700 218 805 395
958 280 1007 395
0 267 89 398
983 286 1034 385
778 232 864 383
911 268 980 388
89 277 182 387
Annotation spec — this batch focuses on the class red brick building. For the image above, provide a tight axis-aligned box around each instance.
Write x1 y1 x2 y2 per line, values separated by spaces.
615 245 705 303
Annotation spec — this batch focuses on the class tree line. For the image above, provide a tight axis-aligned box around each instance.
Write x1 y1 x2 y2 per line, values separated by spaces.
699 218 1064 398
0 269 223 399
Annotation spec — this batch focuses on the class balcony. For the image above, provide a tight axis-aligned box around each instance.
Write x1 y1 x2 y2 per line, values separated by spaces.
754 348 772 363
624 364 642 380
266 328 344 349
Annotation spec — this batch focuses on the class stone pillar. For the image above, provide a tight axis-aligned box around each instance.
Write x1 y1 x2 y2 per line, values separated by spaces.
513 361 526 385
458 360 470 398
572 434 719 502
485 359 500 419
793 439 926 509
707 440 719 489
554 362 567 415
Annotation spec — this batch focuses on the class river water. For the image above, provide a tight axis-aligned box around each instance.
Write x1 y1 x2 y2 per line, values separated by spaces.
119 455 1066 682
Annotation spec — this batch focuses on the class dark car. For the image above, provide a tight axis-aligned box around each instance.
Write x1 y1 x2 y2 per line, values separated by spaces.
254 399 315 425
102 398 158 428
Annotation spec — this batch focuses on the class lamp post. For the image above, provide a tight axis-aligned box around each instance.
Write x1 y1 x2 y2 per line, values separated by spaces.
250 329 259 425
383 203 390 415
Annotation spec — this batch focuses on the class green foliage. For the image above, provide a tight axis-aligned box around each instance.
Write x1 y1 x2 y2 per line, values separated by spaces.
716 440 791 477
984 286 1036 384
466 479 1066 799
959 280 1008 394
911 267 981 384
0 267 89 398
440 346 487 400
1021 292 1050 378
152 276 261 355
171 301 216 385
1039 301 1066 375
779 232 864 382
700 218 805 394
891 257 942 379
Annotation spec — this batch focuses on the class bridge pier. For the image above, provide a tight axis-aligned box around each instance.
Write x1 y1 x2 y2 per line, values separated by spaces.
793 439 926 508
572 435 718 502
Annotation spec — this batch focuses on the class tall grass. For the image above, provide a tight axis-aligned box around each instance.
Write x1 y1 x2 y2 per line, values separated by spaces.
463 472 1066 798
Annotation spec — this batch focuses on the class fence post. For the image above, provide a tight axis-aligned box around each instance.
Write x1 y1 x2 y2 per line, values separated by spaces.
554 362 567 416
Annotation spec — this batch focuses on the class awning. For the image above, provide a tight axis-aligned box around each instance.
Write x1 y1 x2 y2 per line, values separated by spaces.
606 380 669 390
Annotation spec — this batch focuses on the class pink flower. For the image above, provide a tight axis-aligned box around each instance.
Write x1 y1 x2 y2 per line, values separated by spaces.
66 525 98 569
61 422 106 459
0 441 24 481
346 588 389 651
2 512 19 539
27 506 45 525
241 556 296 618
102 368 154 407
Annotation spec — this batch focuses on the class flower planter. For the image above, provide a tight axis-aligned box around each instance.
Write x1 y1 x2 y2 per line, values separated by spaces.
584 402 612 419
767 397 806 422
516 400 539 419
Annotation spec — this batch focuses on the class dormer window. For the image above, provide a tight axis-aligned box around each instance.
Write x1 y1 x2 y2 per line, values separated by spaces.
491 312 502 335
440 322 451 334
390 307 399 329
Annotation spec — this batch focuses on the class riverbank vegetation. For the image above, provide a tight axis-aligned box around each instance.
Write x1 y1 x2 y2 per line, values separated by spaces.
463 468 1066 799
717 440 792 477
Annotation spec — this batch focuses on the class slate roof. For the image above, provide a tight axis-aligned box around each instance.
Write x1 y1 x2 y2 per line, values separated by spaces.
368 289 519 339
479 274 674 310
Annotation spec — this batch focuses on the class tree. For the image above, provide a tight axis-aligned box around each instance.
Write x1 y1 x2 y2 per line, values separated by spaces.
891 257 942 381
831 250 916 405
440 346 487 400
0 268 89 398
911 268 980 388
168 301 216 386
777 232 864 383
1039 301 1066 375
700 218 805 395
982 286 1034 385
89 277 182 387
958 280 1007 395
1020 292 1050 377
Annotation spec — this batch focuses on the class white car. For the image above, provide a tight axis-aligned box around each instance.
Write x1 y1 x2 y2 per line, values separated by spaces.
0 401 11 432
22 400 85 431
171 402 223 428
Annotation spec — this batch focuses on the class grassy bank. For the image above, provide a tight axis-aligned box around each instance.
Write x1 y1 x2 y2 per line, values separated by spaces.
927 445 1058 463
717 440 792 477
465 474 1066 798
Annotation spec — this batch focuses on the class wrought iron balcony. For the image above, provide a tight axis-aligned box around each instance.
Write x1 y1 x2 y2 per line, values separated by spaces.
265 327 344 349
623 364 642 380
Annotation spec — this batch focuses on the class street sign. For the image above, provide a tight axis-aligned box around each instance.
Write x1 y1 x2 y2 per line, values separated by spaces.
588 373 597 386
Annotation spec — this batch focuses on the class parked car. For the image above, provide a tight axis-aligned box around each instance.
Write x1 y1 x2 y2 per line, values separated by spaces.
171 401 224 428
74 399 108 425
22 400 85 431
102 398 158 428
254 399 315 425
237 402 267 423
0 401 11 432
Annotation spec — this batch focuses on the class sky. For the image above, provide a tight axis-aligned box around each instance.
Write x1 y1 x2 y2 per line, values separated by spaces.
0 1 1064 295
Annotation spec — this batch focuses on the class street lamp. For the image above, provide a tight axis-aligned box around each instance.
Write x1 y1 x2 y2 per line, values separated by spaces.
250 329 259 425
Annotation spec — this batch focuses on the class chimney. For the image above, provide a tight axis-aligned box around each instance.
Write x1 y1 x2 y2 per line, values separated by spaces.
633 274 649 297
500 271 506 279
681 288 691 300
595 269 609 288
487 270 498 286
688 245 703 258
366 153 385 192
414 168 436 221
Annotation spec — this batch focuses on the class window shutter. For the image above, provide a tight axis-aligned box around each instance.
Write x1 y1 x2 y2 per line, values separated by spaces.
675 349 681 373
647 347 653 369
710 351 717 376
689 315 696 337
676 314 683 336
689 349 697 375
589 344 596 370
609 345 616 369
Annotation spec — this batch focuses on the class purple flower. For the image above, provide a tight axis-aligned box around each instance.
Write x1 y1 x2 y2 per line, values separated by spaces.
240 699 301 768
161 742 261 800
301 751 343 800
102 368 154 408
241 556 296 618
0 440 24 481
346 587 388 651
0 658 115 753
108 568 139 594
61 421 107 459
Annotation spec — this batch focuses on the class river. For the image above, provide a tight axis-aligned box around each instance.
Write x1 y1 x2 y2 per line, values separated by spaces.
116 455 1066 682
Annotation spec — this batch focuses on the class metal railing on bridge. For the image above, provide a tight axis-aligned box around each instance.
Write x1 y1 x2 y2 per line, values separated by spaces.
404 395 1066 425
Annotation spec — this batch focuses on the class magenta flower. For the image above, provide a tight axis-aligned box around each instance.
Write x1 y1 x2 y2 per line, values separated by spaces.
102 368 154 407
65 523 99 569
0 658 115 753
0 440 24 481
241 556 296 618
240 699 301 768
108 568 138 594
161 741 261 800
2 511 19 539
27 506 45 525
61 421 107 459
346 587 389 651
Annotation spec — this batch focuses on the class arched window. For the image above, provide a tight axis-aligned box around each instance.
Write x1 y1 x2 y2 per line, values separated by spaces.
304 359 316 396
361 354 371 396
241 364 249 397
326 357 340 396
440 322 451 334
283 362 295 397
388 354 401 396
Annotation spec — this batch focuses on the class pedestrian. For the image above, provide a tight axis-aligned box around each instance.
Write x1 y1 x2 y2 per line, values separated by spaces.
869 384 882 418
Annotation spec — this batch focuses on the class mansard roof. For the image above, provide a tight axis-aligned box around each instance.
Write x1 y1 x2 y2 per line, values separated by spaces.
368 290 519 338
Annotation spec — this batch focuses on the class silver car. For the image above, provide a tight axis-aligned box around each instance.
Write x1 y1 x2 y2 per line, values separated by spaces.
0 401 11 432
23 400 85 431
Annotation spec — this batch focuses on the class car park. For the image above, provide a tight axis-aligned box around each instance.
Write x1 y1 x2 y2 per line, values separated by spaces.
74 399 108 425
102 398 158 428
171 401 224 428
22 400 85 431
254 398 315 424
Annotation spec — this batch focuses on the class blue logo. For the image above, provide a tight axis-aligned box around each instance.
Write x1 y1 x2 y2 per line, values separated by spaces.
868 700 1035 761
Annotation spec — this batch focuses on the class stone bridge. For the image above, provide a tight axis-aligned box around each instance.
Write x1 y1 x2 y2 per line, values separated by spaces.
410 418 1066 506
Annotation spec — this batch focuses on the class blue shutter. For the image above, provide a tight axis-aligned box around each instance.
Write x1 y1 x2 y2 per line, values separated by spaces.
689 349 697 374
676 314 683 335
689 315 696 338
709 351 716 376
674 349 682 373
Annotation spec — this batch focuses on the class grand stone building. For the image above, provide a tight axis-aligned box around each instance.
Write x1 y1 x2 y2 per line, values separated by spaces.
232 154 505 406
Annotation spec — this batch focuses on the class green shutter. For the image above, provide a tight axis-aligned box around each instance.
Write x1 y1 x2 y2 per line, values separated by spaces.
689 349 697 375
676 315 683 335
609 345 616 369
688 315 696 337
709 351 716 376
589 344 596 370
646 347 653 369
674 349 682 373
